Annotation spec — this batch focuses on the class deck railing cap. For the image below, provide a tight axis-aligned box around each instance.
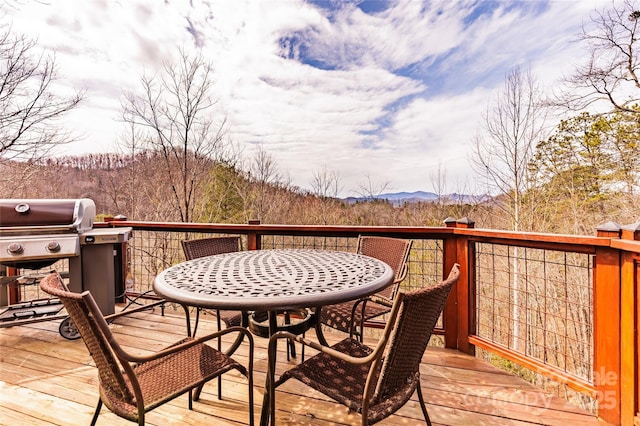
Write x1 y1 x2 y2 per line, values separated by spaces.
456 217 475 225
443 217 457 227
596 221 622 232
622 221 640 232
621 221 640 240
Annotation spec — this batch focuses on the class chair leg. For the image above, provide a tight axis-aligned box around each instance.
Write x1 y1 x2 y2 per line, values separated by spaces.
217 311 223 400
416 385 432 426
314 308 329 346
268 339 278 425
348 300 366 342
193 383 204 401
193 307 201 336
284 311 297 360
358 302 367 343
247 360 255 426
90 399 102 426
181 303 192 337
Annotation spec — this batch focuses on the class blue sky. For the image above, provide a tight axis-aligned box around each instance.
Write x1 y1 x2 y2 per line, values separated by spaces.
2 0 611 197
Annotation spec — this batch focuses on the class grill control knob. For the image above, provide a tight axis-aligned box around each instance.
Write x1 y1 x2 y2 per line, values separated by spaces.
15 203 30 214
7 242 24 255
46 241 61 253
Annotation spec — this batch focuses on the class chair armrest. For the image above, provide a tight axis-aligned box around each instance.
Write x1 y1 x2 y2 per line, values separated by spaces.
350 293 392 317
396 262 408 283
363 293 393 307
269 331 379 365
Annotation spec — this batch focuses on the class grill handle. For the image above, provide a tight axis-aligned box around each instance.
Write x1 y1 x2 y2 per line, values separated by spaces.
0 225 75 235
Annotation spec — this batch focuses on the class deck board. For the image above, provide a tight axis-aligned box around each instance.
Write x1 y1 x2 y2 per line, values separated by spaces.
0 305 601 425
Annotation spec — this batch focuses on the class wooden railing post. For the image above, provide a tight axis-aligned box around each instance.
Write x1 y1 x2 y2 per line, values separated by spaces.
619 222 640 426
6 266 20 304
594 222 623 425
455 217 474 355
247 219 261 250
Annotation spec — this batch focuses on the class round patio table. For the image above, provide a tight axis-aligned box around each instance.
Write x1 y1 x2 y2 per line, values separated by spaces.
154 248 394 342
154 248 394 353
154 248 393 317
155 248 395 351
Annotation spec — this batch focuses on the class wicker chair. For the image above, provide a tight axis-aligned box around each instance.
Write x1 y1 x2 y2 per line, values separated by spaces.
40 271 254 426
181 236 249 399
316 236 412 343
181 236 246 334
264 264 460 426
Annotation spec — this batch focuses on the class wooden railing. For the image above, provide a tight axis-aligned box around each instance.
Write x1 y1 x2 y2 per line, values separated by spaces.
102 218 640 425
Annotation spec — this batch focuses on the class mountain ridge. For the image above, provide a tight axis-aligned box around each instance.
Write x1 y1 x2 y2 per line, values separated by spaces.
343 190 487 205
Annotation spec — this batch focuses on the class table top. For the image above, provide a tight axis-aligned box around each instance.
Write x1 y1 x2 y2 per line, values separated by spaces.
153 249 394 311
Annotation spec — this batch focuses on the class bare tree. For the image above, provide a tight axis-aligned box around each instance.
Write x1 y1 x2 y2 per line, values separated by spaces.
352 174 392 225
240 145 287 222
562 0 640 113
472 66 548 232
112 122 143 219
355 173 390 200
428 161 450 221
473 66 549 352
0 25 83 161
310 165 343 225
311 165 341 199
121 48 229 223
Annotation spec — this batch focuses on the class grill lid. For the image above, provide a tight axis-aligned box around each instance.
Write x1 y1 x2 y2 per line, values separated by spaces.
0 198 96 234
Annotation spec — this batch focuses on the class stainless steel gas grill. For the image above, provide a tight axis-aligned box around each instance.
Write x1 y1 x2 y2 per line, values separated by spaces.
0 198 94 268
0 199 132 334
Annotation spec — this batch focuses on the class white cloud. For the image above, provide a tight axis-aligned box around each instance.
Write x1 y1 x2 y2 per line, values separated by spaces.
294 1 473 70
0 0 620 197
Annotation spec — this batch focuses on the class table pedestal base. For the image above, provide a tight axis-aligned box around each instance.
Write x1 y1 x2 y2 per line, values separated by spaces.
248 309 313 359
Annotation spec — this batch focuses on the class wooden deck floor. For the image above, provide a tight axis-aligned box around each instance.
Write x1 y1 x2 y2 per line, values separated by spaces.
0 305 602 425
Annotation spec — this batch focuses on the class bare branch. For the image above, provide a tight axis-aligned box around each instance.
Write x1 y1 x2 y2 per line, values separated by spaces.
0 26 83 161
559 0 640 113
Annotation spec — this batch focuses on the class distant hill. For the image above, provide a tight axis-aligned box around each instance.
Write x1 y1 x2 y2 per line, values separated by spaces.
343 191 489 206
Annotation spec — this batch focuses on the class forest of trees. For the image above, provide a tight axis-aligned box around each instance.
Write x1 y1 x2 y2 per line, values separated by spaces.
0 1 638 235
0 140 635 235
